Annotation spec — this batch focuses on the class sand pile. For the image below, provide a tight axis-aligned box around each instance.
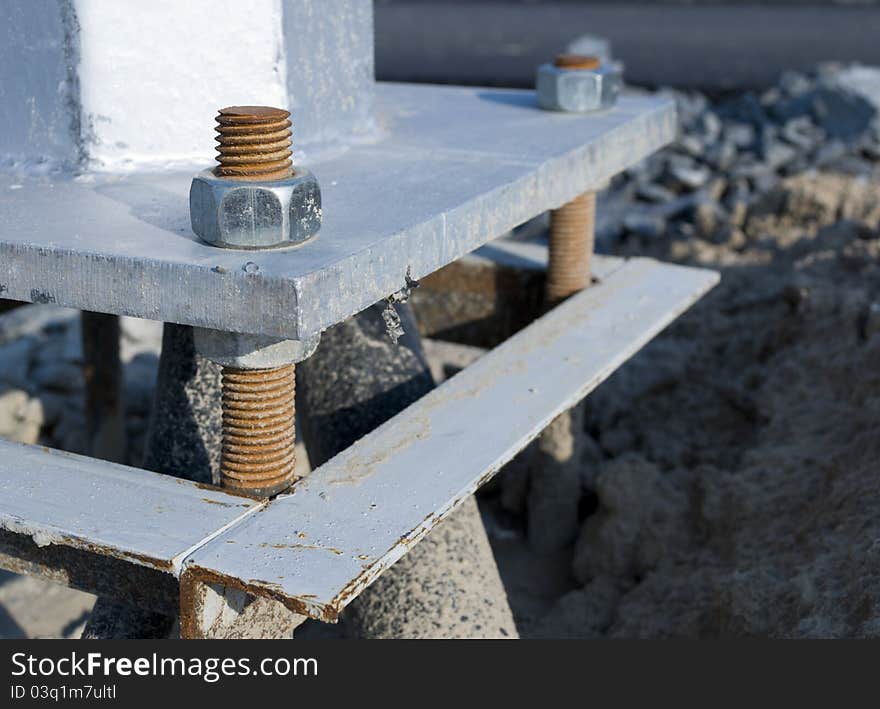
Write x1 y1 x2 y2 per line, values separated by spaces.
517 171 880 637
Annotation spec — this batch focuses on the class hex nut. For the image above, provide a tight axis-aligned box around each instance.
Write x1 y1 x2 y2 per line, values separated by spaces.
193 328 321 368
536 62 622 113
190 168 322 249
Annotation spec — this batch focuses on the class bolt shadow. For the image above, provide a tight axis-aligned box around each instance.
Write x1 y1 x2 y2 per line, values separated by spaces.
91 173 204 246
476 90 540 111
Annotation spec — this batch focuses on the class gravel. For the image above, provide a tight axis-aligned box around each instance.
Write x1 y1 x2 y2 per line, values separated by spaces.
0 312 161 464
604 64 880 248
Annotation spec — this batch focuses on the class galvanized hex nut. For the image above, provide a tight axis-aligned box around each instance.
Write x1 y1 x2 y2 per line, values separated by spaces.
536 62 622 113
189 168 322 249
193 328 320 368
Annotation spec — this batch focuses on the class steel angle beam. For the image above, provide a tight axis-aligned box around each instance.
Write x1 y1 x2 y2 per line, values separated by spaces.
0 440 262 580
181 256 719 622
0 85 674 340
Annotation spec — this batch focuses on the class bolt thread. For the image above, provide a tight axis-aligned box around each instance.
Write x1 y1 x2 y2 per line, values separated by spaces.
214 106 292 182
546 192 596 303
220 364 297 497
554 54 601 70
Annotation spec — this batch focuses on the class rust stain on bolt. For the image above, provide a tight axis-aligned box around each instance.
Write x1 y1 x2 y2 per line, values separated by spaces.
554 54 601 71
546 192 596 304
543 57 600 304
210 105 299 498
214 105 293 181
221 364 297 497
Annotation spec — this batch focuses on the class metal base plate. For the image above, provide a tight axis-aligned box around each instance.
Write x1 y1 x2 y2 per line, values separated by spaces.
0 84 674 340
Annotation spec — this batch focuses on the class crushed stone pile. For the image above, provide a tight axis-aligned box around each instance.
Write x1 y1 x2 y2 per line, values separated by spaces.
598 64 880 249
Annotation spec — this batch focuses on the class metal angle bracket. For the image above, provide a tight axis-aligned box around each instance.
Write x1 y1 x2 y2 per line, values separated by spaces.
0 256 718 634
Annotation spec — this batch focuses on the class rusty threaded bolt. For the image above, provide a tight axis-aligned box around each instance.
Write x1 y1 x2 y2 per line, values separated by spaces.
214 105 293 181
220 365 297 497
544 55 599 304
213 105 298 497
547 191 596 303
553 54 601 71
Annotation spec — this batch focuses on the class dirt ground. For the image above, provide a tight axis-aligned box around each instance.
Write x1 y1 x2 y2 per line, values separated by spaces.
485 170 880 638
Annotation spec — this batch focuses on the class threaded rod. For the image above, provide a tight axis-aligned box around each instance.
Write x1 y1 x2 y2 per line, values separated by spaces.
554 54 600 70
214 105 292 181
220 364 297 497
546 191 596 303
211 104 298 498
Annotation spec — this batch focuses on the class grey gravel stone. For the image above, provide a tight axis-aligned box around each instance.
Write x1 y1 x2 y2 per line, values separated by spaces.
694 199 728 240
782 116 822 150
815 140 848 167
725 179 752 227
705 139 737 171
810 86 876 141
720 92 767 127
0 305 78 345
623 211 667 239
30 361 83 392
725 122 756 149
636 182 676 204
779 70 812 98
764 141 799 170
699 111 723 144
0 338 33 390
668 161 711 191
676 134 705 158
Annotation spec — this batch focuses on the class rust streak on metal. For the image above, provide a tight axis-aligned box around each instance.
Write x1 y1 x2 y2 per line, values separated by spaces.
258 542 344 555
58 536 174 572
182 479 260 503
179 566 337 636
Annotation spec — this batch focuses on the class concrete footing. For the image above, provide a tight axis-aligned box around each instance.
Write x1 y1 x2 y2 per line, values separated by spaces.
297 301 518 639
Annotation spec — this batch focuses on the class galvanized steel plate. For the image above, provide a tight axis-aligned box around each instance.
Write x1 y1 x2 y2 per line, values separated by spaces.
0 85 675 340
